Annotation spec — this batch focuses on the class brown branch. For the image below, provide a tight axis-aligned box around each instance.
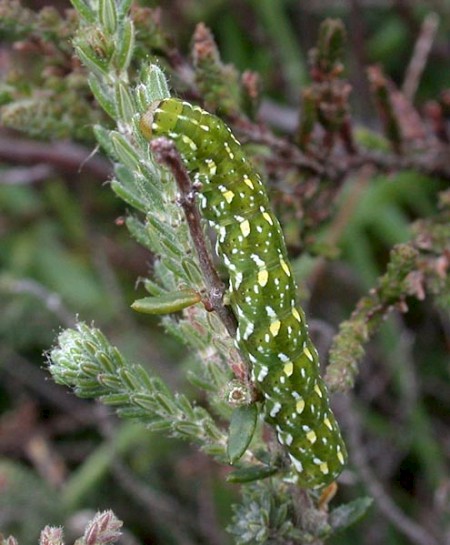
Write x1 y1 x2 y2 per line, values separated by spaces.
237 116 450 182
402 13 439 103
343 395 441 545
0 134 112 180
149 137 237 338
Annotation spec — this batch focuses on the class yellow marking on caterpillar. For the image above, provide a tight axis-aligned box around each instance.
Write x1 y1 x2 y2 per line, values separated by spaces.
223 190 235 203
258 269 269 287
243 176 254 189
206 160 217 175
337 451 345 464
181 134 197 150
320 462 329 474
304 347 314 362
292 308 301 322
262 212 273 225
270 320 281 337
280 258 291 277
240 219 251 237
306 430 317 444
296 399 305 414
283 361 294 376
324 418 333 430
314 384 323 398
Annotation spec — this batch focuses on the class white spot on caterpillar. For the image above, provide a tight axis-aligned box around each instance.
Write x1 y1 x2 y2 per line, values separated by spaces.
285 433 293 446
181 134 197 150
269 402 282 417
288 453 304 473
337 450 345 464
218 226 227 243
251 254 265 267
205 159 217 175
278 353 289 362
224 142 234 159
234 272 243 289
265 306 276 318
324 418 333 430
230 133 240 145
242 321 254 340
257 366 269 382
200 124 210 131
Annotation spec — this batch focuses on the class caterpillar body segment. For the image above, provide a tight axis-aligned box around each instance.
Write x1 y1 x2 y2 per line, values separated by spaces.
140 98 347 488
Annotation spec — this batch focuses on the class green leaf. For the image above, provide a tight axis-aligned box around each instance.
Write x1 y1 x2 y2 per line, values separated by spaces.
99 0 117 34
111 180 146 212
115 20 135 72
110 132 141 170
88 75 116 119
226 464 278 483
329 497 373 532
143 278 166 296
117 0 133 19
141 64 171 103
135 288 199 316
227 404 258 463
115 80 135 123
93 125 117 157
70 0 96 23
76 42 109 77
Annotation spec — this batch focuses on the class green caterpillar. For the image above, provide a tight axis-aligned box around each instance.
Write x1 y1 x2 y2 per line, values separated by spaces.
140 98 347 488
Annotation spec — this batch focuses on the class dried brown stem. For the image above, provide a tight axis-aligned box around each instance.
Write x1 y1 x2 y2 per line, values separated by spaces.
343 395 441 545
403 13 439 102
149 137 237 338
0 134 112 180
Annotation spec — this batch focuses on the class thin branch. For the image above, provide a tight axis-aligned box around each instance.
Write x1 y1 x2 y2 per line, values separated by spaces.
343 396 441 545
403 13 440 102
111 460 198 545
0 164 55 185
0 134 112 180
2 277 75 327
149 137 237 338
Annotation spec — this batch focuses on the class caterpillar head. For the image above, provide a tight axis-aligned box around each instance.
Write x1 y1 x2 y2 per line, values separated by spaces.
140 98 184 140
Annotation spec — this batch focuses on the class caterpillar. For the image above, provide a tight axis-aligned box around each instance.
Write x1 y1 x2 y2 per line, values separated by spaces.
140 98 347 488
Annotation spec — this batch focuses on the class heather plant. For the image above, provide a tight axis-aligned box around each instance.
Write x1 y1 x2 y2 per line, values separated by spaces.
0 1 449 545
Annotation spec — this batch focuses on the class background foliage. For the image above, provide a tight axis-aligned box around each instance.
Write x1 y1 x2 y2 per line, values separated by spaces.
0 1 449 545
